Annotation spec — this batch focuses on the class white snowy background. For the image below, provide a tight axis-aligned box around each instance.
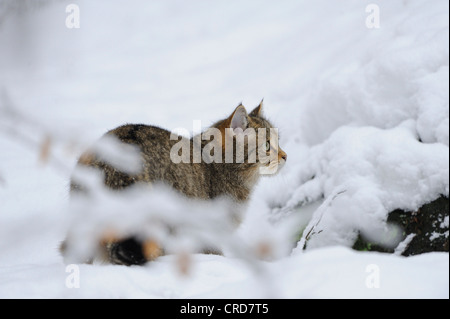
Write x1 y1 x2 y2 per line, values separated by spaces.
0 0 448 298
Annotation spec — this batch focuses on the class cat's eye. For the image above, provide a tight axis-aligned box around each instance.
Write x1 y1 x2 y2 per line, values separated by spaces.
265 141 271 152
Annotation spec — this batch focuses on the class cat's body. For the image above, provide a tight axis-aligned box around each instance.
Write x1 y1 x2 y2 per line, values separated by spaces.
63 102 287 266
74 124 256 202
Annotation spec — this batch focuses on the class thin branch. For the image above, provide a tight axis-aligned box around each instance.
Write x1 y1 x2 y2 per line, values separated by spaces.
299 189 347 249
0 89 74 176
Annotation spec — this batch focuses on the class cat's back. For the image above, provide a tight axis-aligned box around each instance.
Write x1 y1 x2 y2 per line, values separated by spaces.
104 124 209 198
107 123 176 180
108 124 172 150
72 124 175 191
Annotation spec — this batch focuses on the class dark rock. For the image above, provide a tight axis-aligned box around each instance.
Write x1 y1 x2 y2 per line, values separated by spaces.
353 196 449 256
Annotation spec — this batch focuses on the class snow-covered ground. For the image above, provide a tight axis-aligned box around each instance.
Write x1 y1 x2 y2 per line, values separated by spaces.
0 0 448 298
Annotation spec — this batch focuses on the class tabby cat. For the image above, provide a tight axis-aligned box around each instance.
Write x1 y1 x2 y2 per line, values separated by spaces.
62 102 287 265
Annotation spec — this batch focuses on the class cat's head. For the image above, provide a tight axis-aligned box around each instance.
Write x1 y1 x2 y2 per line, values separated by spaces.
212 101 287 175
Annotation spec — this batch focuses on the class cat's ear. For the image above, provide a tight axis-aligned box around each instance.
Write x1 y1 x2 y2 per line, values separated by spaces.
249 99 264 117
229 104 248 133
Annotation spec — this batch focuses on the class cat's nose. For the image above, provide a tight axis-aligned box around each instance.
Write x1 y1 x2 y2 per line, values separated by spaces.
282 154 287 161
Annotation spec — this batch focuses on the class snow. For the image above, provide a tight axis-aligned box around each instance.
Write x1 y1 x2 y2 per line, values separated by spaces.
0 248 448 299
289 122 449 250
394 234 416 256
0 0 448 299
441 216 449 229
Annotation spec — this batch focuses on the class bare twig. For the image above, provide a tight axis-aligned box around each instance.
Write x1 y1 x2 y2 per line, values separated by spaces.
0 122 73 176
38 135 53 165
299 189 347 249
0 89 75 175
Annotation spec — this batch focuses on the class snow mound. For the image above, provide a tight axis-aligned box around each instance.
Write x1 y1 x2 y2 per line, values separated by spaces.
260 0 449 252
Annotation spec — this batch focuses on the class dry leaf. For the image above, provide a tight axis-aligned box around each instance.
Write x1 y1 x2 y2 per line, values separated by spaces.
255 241 273 260
99 229 121 245
176 251 192 277
143 240 163 261
38 135 52 165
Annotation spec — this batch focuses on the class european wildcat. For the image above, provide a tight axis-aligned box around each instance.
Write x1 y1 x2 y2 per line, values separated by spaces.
62 102 287 265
